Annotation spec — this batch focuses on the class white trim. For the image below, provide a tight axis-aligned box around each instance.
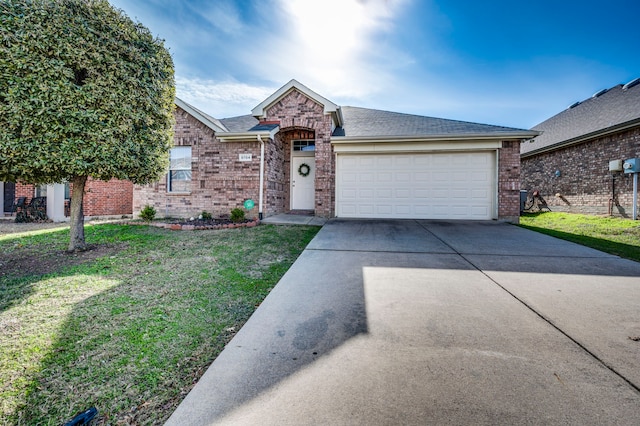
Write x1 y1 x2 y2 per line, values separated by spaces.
332 140 502 154
332 132 537 145
217 128 279 142
175 98 228 133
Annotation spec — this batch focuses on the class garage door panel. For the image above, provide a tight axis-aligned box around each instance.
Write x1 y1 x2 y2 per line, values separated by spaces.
337 152 495 220
376 172 391 182
360 189 374 198
396 189 411 198
415 189 429 198
377 189 393 198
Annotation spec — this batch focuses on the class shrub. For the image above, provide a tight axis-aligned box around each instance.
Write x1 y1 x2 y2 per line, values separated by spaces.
230 208 245 223
140 205 156 221
201 210 213 220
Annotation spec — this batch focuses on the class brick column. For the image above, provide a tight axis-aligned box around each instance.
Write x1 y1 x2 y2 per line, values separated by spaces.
498 140 521 223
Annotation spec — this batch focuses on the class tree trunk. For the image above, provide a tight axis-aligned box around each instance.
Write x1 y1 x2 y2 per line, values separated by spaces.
68 175 88 252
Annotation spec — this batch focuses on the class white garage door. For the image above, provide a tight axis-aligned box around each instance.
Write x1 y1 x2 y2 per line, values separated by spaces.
336 152 496 220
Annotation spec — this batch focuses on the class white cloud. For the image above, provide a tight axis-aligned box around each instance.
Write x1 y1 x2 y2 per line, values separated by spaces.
189 1 245 36
176 77 275 117
241 0 412 99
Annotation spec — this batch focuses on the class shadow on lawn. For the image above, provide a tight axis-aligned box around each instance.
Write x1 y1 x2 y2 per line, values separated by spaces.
0 235 122 312
10 225 324 425
14 278 232 425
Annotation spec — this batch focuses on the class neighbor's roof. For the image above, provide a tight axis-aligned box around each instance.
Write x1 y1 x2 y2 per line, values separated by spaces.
332 106 537 140
521 78 640 157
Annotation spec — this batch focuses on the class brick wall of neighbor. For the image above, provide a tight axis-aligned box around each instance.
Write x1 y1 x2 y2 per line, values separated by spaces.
15 179 132 217
497 140 522 222
134 106 264 219
521 127 640 217
83 179 133 216
265 89 335 217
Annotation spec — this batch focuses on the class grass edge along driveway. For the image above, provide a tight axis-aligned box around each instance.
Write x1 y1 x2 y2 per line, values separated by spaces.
519 212 640 262
0 223 320 425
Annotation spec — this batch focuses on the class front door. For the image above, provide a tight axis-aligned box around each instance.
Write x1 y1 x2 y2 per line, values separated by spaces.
291 156 315 210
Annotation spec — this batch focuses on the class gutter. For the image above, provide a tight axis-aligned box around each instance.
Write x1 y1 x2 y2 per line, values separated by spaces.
257 135 265 220
218 128 278 142
331 131 539 144
215 130 277 220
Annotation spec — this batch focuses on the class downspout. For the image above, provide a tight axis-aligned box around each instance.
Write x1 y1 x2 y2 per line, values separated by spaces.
257 135 265 220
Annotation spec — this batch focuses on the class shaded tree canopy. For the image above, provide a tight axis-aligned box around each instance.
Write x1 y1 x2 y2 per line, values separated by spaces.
0 0 175 185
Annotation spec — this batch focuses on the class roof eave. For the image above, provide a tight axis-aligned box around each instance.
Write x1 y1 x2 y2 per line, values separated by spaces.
217 127 279 142
521 119 640 158
175 97 228 133
332 131 539 144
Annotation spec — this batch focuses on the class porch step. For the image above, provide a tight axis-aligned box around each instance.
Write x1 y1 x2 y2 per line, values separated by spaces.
288 210 314 216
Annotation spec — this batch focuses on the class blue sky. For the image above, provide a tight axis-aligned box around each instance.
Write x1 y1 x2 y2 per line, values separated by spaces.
108 0 639 129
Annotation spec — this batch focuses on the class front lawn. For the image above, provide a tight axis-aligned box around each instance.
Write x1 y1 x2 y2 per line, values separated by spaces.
519 212 640 262
0 223 320 425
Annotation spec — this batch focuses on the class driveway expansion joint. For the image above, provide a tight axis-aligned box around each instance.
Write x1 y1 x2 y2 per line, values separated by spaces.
415 219 640 395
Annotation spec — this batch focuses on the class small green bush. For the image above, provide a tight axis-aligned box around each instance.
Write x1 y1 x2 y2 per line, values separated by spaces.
201 210 213 220
230 208 245 223
140 205 156 221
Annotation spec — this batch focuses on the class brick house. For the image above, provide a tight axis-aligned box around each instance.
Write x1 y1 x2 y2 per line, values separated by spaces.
521 78 640 217
2 178 132 220
135 79 538 222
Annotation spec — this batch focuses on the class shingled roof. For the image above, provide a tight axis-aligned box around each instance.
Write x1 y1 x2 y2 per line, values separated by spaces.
177 94 538 141
332 106 535 139
521 78 640 157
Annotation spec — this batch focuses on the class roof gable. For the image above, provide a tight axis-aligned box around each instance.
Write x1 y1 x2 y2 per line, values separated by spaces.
251 79 343 126
175 97 228 133
522 78 640 156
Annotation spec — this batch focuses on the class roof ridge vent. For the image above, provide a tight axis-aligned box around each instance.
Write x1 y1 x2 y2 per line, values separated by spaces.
622 77 640 90
592 88 608 98
567 101 581 109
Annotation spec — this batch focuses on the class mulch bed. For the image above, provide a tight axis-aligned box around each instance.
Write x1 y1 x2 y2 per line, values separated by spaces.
145 218 260 231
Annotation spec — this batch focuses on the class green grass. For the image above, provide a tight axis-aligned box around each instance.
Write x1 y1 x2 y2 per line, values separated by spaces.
0 223 320 425
519 212 640 262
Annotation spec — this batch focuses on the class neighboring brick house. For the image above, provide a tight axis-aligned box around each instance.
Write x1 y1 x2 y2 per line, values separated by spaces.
521 78 640 217
135 79 537 222
2 178 132 220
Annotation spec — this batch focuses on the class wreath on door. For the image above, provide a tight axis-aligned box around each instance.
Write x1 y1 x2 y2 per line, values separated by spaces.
298 163 311 177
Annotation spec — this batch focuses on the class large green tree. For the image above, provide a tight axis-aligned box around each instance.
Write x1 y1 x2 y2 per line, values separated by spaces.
0 0 175 251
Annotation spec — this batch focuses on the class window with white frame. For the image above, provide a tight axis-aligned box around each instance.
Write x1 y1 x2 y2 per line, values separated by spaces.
168 146 192 193
35 184 47 197
292 140 315 152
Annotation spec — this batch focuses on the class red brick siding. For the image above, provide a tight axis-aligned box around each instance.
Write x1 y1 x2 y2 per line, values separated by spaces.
521 127 640 216
15 179 132 216
83 179 133 216
498 141 522 222
134 106 264 219
265 89 334 217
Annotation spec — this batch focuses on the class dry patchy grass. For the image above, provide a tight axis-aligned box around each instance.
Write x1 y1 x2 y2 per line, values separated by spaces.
0 223 319 425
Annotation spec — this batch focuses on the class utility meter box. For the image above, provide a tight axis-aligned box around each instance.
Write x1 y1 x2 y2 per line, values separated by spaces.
623 158 640 174
609 159 623 172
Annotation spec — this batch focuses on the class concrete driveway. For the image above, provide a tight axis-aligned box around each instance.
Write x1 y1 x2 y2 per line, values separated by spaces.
166 219 640 425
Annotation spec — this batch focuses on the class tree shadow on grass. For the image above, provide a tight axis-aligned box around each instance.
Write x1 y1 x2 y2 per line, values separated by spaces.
0 234 124 313
7 225 324 425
